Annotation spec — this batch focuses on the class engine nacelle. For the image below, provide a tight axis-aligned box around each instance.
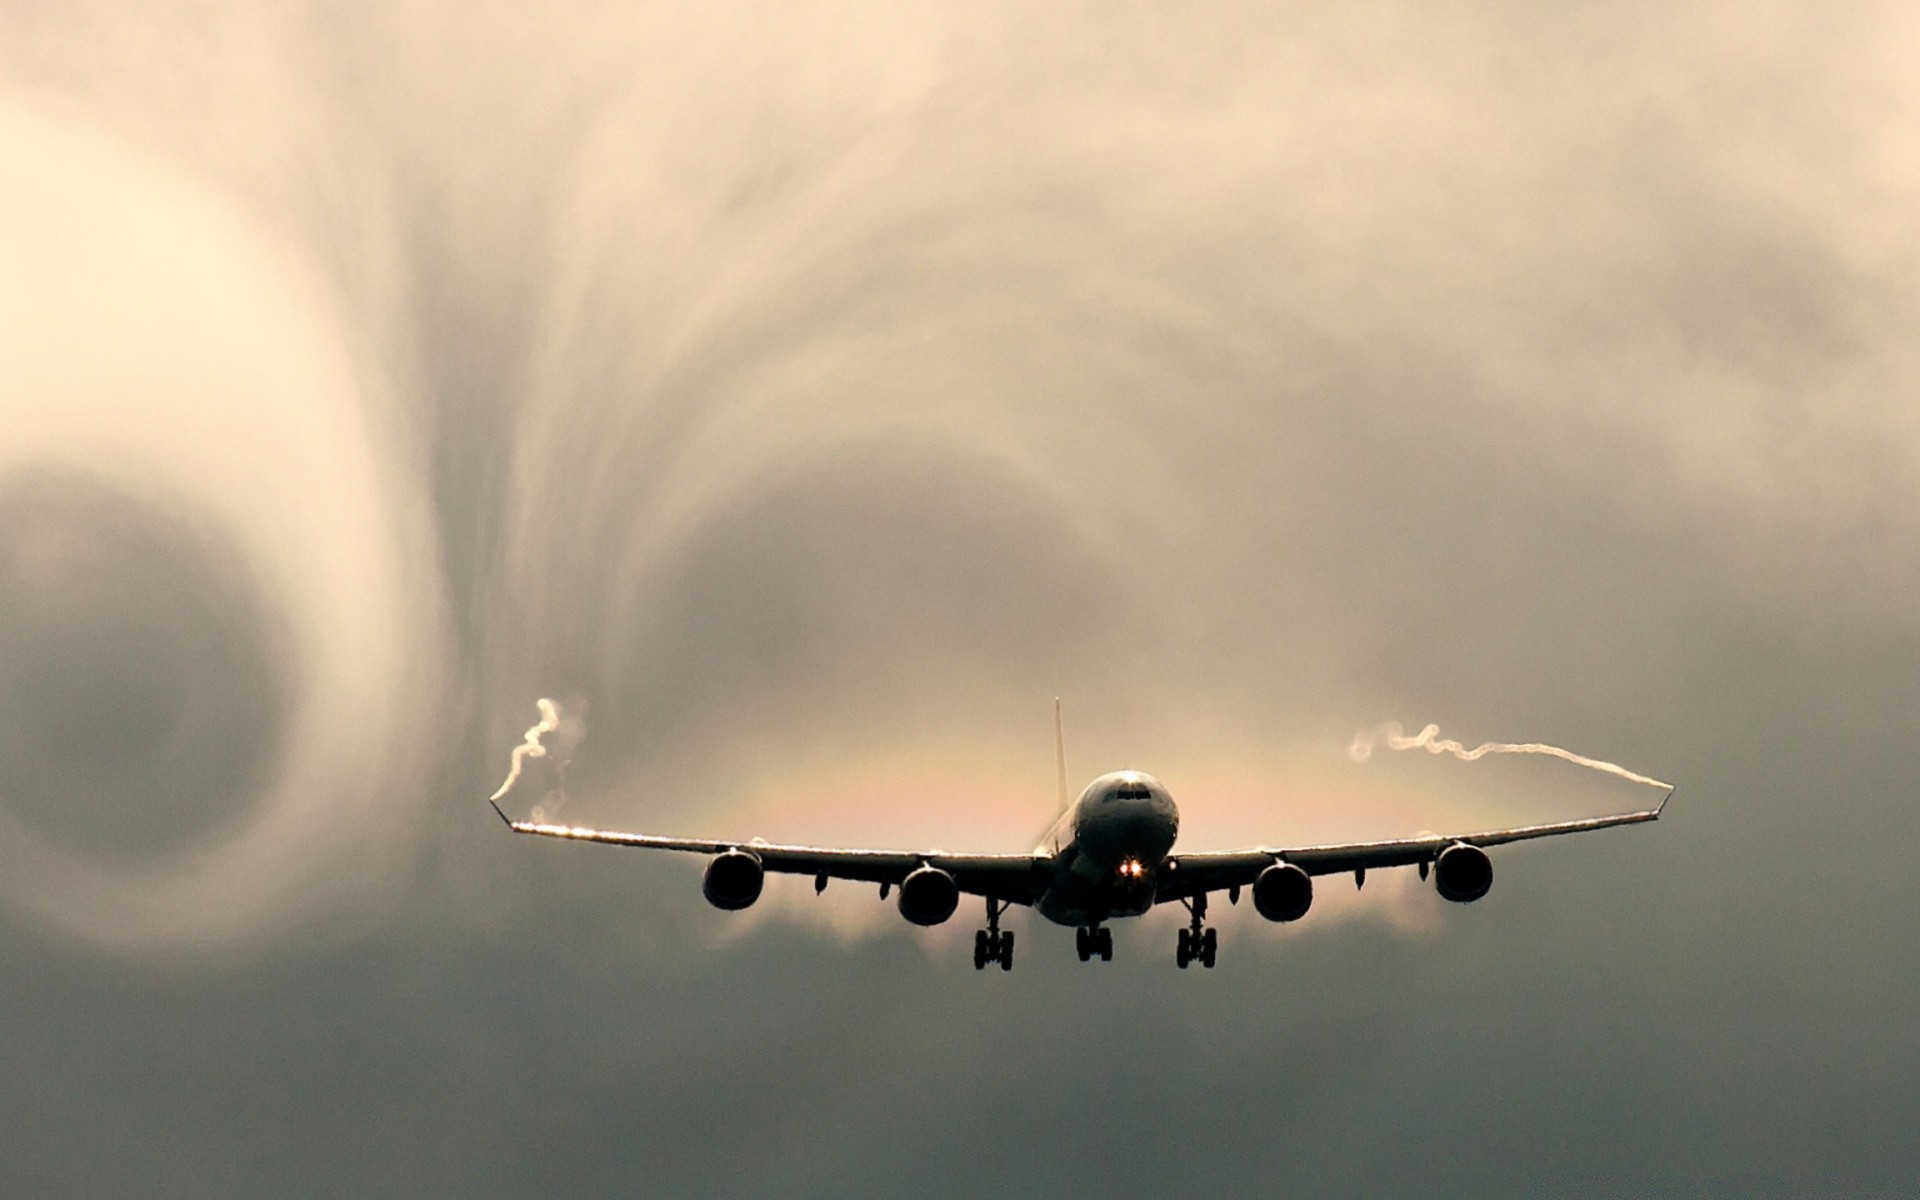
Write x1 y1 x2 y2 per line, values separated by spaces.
1252 862 1313 922
703 850 765 910
896 865 960 926
1434 843 1493 903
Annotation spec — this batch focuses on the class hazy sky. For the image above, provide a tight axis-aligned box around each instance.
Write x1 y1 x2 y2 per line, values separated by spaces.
2 2 1917 1194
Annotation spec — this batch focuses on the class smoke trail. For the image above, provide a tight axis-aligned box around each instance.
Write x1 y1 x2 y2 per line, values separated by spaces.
490 698 579 809
1349 722 1672 791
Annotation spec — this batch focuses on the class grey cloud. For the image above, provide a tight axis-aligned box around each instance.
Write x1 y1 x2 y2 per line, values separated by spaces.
0 469 290 860
1 1 1917 1194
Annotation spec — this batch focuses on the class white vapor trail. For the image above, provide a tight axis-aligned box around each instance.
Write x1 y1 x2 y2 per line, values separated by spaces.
1349 722 1672 791
491 698 565 802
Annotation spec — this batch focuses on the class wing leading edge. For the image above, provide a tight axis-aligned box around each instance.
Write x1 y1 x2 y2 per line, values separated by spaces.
490 802 1049 905
1155 789 1673 903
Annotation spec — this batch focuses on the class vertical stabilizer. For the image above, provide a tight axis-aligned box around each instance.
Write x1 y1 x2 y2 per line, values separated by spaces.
1054 697 1070 813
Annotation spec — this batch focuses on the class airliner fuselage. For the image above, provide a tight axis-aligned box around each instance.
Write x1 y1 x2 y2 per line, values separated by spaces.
1034 770 1180 926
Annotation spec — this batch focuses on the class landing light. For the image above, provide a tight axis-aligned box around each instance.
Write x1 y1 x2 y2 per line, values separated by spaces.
1119 858 1145 879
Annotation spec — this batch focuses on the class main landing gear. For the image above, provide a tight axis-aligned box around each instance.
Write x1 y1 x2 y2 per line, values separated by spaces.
1076 924 1114 962
1176 893 1218 969
974 899 1014 971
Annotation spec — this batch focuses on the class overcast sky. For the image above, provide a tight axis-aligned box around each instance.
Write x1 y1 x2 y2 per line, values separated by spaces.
2 2 1917 1194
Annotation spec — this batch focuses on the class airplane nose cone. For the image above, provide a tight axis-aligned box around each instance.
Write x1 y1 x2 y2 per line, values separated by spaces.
1074 783 1178 868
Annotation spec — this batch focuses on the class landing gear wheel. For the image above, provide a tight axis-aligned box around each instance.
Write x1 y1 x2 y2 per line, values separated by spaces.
1097 927 1114 961
1076 926 1092 962
976 898 1013 971
1178 893 1216 971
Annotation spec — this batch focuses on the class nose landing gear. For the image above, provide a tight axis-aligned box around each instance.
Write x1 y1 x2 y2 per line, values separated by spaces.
974 898 1014 971
1075 924 1114 962
1176 893 1218 969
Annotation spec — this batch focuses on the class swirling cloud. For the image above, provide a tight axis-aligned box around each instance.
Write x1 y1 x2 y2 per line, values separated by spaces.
0 98 444 952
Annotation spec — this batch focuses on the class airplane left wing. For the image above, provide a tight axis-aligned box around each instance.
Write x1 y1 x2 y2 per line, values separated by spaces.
491 802 1050 905
1155 790 1673 903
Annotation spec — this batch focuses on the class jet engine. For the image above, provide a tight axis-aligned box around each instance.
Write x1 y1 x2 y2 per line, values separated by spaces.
897 865 960 926
703 849 765 910
1433 843 1493 903
1252 861 1313 922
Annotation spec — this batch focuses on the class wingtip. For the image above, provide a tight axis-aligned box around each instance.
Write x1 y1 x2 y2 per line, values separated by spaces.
488 799 515 828
1655 786 1675 817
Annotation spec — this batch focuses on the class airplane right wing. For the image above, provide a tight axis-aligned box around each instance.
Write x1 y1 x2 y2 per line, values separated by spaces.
1154 789 1673 903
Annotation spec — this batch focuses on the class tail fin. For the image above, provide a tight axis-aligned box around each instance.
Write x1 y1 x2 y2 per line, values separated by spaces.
1033 697 1076 855
1054 697 1070 813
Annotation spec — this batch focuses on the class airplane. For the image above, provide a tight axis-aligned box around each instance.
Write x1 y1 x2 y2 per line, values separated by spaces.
490 703 1671 970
